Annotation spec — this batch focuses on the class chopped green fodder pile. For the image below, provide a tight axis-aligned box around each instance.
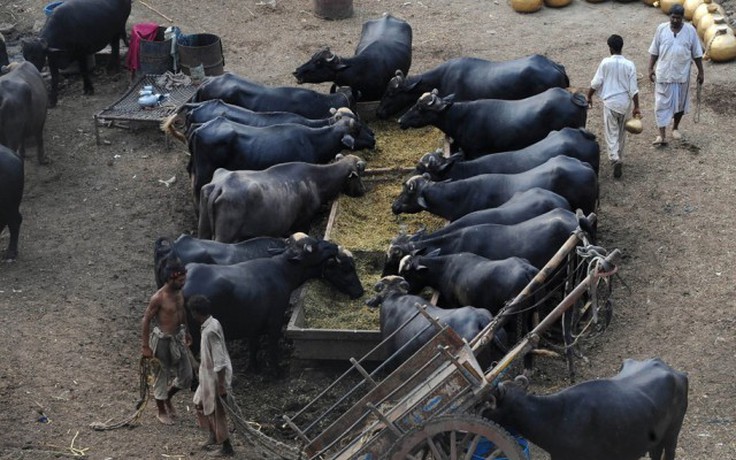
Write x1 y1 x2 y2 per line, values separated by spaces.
302 121 447 330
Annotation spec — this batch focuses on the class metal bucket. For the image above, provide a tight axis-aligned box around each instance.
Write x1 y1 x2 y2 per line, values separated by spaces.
139 27 173 75
177 33 224 77
313 0 354 20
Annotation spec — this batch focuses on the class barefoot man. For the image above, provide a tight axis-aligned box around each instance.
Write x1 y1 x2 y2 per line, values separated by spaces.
141 259 193 425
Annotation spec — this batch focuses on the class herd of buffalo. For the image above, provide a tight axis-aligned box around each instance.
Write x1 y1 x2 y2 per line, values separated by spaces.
0 1 691 458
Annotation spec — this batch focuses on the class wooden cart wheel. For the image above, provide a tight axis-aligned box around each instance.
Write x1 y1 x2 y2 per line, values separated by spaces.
385 414 527 460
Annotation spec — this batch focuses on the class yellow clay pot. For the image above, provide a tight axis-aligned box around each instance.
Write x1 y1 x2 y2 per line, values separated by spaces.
706 27 736 62
511 0 544 13
692 1 725 27
684 0 704 19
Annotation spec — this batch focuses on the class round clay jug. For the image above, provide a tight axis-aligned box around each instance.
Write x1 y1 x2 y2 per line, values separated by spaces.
706 27 736 62
545 0 573 7
659 0 684 14
625 115 643 134
511 0 544 13
704 15 731 44
692 1 725 28
697 11 719 39
683 0 704 19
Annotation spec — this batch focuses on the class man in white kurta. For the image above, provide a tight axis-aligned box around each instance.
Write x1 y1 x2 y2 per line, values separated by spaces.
189 295 234 456
587 34 640 179
647 3 704 146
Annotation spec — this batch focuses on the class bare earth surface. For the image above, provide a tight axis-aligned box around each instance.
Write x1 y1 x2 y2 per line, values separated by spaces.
1 0 735 459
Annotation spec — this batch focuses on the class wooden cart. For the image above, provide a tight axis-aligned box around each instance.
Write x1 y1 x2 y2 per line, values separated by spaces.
271 222 620 460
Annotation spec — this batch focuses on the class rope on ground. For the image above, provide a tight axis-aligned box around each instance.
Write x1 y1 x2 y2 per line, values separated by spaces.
220 393 303 460
89 357 158 431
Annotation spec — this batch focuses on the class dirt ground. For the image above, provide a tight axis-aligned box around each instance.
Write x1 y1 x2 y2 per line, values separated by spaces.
1 0 735 459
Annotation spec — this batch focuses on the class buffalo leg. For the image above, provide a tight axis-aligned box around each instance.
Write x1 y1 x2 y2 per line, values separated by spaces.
46 55 61 107
107 37 121 73
246 336 260 373
77 53 94 95
2 212 22 261
35 129 47 165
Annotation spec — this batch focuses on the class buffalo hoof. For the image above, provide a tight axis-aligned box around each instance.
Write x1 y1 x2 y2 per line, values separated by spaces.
84 88 95 96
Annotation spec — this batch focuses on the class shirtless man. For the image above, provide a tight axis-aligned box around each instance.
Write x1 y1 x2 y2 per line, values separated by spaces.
141 259 193 425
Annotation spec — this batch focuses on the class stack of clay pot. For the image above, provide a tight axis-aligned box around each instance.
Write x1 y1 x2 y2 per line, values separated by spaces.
693 0 736 62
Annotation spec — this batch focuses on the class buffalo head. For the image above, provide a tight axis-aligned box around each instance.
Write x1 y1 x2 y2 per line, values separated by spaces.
377 70 419 120
365 275 410 307
398 89 454 129
322 247 364 299
334 153 367 197
415 149 464 180
337 117 376 151
483 375 530 425
391 174 431 215
21 38 48 73
293 47 347 85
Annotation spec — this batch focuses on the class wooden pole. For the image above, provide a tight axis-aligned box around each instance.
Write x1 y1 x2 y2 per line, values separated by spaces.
139 1 174 23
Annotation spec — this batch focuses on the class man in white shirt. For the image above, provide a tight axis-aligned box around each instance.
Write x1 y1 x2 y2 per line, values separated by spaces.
189 295 234 457
587 34 641 179
648 4 704 146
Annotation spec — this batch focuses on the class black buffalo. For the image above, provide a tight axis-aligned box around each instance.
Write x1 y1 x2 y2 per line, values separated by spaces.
191 72 355 119
153 234 287 288
162 99 360 143
198 154 366 242
399 88 588 157
383 208 593 276
0 62 49 164
399 252 538 315
294 14 412 102
484 358 689 460
21 0 131 107
183 234 363 372
377 55 569 119
365 275 506 369
392 156 598 221
0 145 23 261
415 127 600 178
408 188 571 242
187 116 375 210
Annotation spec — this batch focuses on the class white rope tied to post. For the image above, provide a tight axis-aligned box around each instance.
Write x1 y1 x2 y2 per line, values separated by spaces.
575 244 613 326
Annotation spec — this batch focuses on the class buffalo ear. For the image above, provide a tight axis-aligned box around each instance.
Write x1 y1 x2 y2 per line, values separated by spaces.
416 194 428 210
341 134 356 149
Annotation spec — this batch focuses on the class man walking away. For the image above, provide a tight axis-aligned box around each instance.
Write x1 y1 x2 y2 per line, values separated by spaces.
587 34 641 179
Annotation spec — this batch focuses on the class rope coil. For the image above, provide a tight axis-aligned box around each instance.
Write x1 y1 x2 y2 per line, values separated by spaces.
89 357 159 431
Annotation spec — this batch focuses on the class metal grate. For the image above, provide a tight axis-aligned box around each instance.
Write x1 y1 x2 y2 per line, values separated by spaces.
93 74 200 144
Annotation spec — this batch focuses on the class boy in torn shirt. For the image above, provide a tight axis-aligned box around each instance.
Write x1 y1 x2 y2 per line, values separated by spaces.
189 295 234 457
